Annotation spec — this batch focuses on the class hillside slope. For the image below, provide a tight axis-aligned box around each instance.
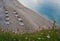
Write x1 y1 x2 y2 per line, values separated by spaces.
0 0 52 33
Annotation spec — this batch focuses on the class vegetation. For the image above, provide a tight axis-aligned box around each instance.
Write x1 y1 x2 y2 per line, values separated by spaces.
52 20 56 30
0 29 60 41
0 20 60 41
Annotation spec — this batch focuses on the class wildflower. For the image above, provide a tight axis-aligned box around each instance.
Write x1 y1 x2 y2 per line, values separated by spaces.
47 34 50 38
38 37 41 40
41 33 43 34
25 37 28 39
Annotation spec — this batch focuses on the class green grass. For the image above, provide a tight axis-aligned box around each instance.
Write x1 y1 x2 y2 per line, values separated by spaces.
0 29 60 41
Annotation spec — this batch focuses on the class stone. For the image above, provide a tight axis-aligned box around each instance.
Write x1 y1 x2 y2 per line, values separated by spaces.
0 0 52 33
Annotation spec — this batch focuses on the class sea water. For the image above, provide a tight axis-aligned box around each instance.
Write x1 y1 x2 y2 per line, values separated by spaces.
36 0 60 25
18 0 60 25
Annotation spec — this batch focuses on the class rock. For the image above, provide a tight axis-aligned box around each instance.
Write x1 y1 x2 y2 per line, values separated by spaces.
0 0 52 33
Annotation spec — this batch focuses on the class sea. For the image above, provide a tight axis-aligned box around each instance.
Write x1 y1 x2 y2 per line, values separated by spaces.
18 0 60 25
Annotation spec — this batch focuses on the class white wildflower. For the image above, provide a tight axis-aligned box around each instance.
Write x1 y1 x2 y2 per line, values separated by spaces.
41 33 43 34
47 34 50 38
25 37 28 39
38 37 41 40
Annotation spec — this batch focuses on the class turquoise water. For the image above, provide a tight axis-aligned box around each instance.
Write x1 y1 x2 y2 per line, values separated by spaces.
35 0 60 25
19 0 60 25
